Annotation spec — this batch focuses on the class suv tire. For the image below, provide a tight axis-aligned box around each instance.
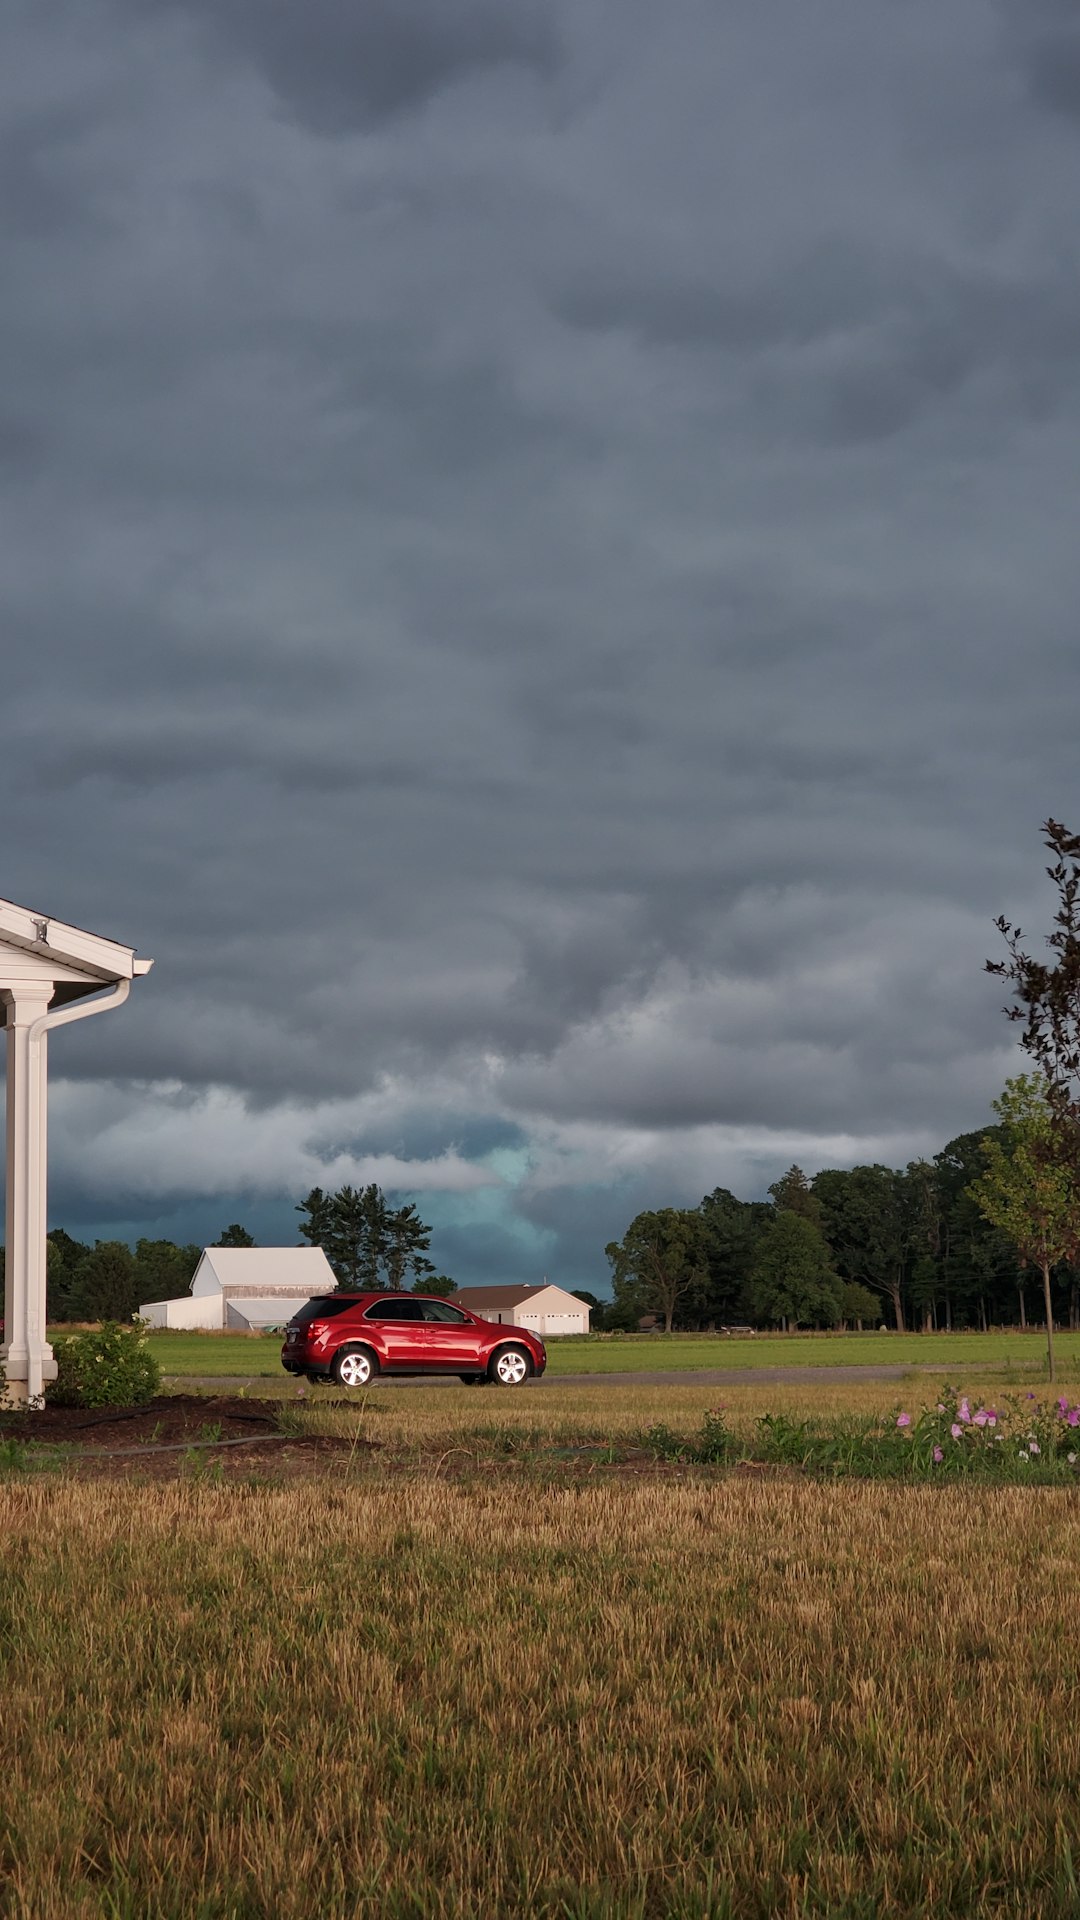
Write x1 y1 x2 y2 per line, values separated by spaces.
488 1344 533 1387
331 1345 379 1389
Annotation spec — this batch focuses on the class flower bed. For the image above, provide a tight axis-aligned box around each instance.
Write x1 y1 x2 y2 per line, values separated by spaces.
645 1387 1080 1480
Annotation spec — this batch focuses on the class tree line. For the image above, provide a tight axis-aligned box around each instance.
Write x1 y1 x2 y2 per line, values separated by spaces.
31 1185 456 1324
37 1223 255 1324
602 1118 1080 1336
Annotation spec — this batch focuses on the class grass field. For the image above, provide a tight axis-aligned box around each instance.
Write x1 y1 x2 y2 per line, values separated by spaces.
123 1326 1080 1381
5 1452 1080 1918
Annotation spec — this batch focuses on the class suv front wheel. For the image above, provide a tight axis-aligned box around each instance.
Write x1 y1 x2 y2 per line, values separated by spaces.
488 1344 532 1387
332 1345 379 1389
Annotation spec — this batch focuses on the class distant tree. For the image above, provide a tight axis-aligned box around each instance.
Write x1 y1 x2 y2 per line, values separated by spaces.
839 1279 882 1329
696 1188 771 1325
813 1165 909 1330
767 1165 822 1223
968 1075 1078 1382
384 1200 436 1291
420 1274 458 1297
296 1187 336 1252
70 1241 140 1323
296 1184 436 1291
214 1224 256 1247
749 1211 843 1330
46 1228 91 1321
606 1209 709 1334
132 1239 197 1307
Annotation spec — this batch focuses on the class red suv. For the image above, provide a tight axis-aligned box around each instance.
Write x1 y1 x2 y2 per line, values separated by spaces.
281 1292 547 1389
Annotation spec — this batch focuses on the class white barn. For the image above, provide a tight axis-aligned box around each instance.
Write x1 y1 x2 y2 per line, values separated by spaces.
139 1246 336 1331
454 1283 590 1338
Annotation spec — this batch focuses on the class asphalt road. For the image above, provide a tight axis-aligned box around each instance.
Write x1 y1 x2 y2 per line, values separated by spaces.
166 1362 928 1392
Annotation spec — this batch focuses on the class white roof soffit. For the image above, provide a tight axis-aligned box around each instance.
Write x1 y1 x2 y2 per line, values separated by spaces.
0 898 152 983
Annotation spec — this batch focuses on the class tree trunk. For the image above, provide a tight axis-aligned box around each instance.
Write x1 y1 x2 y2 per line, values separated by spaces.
888 1281 905 1333
663 1305 673 1335
944 1291 952 1332
1018 1284 1026 1331
1041 1261 1055 1383
979 1296 987 1333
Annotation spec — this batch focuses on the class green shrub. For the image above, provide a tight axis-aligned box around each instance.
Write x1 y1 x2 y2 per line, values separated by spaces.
48 1322 160 1408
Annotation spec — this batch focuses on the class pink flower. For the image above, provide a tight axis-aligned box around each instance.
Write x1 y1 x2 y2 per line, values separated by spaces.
1029 1442 1040 1456
957 1399 971 1423
1058 1397 1069 1415
950 1423 963 1440
987 1414 997 1427
937 1403 946 1414
896 1412 911 1429
932 1446 943 1463
973 1409 988 1428
1068 1411 1079 1428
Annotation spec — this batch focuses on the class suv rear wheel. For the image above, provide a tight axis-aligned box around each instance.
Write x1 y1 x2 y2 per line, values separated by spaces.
332 1345 379 1389
489 1344 532 1387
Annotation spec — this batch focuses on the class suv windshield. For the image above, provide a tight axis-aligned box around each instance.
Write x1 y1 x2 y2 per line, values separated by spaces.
290 1296 359 1325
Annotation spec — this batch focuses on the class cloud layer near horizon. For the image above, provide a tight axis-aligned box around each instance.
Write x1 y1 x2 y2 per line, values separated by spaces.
3 0 1077 1283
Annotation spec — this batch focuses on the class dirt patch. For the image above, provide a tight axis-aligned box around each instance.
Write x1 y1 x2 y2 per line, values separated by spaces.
0 1390 367 1474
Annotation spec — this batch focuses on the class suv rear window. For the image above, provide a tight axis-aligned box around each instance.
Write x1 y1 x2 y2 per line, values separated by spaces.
290 1296 360 1325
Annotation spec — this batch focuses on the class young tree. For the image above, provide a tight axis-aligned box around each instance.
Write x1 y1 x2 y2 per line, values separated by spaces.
605 1209 709 1334
989 820 1080 1132
967 1075 1076 1381
749 1211 843 1330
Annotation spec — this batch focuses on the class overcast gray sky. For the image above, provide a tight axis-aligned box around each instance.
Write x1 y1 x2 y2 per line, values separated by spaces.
4 0 1077 1287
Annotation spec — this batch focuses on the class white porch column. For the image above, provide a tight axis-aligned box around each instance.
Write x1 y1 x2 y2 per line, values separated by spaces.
2 985 55 1406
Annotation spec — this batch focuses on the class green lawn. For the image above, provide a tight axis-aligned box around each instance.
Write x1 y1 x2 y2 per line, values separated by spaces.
113 1325 1077 1380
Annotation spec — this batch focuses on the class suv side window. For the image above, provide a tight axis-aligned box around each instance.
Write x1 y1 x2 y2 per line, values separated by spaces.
363 1298 424 1322
418 1300 469 1324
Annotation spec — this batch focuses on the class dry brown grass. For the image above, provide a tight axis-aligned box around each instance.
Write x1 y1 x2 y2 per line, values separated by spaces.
4 1467 1080 1917
280 1374 992 1451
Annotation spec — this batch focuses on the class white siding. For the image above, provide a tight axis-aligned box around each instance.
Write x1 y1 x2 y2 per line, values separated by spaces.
138 1292 224 1329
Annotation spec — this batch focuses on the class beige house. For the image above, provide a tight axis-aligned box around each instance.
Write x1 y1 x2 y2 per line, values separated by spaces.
454 1283 590 1337
140 1246 336 1331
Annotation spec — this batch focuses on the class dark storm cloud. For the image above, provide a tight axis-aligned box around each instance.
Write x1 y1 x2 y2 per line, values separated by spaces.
130 0 563 132
4 0 1080 1283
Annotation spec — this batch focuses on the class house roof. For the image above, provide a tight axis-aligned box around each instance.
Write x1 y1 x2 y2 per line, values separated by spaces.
454 1284 587 1309
0 896 151 985
453 1285 545 1307
192 1247 336 1294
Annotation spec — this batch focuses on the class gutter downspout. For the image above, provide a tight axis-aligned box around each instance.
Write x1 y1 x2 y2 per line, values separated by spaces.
23 979 133 1401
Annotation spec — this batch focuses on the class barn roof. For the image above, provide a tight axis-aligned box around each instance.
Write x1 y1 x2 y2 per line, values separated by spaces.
192 1247 336 1294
